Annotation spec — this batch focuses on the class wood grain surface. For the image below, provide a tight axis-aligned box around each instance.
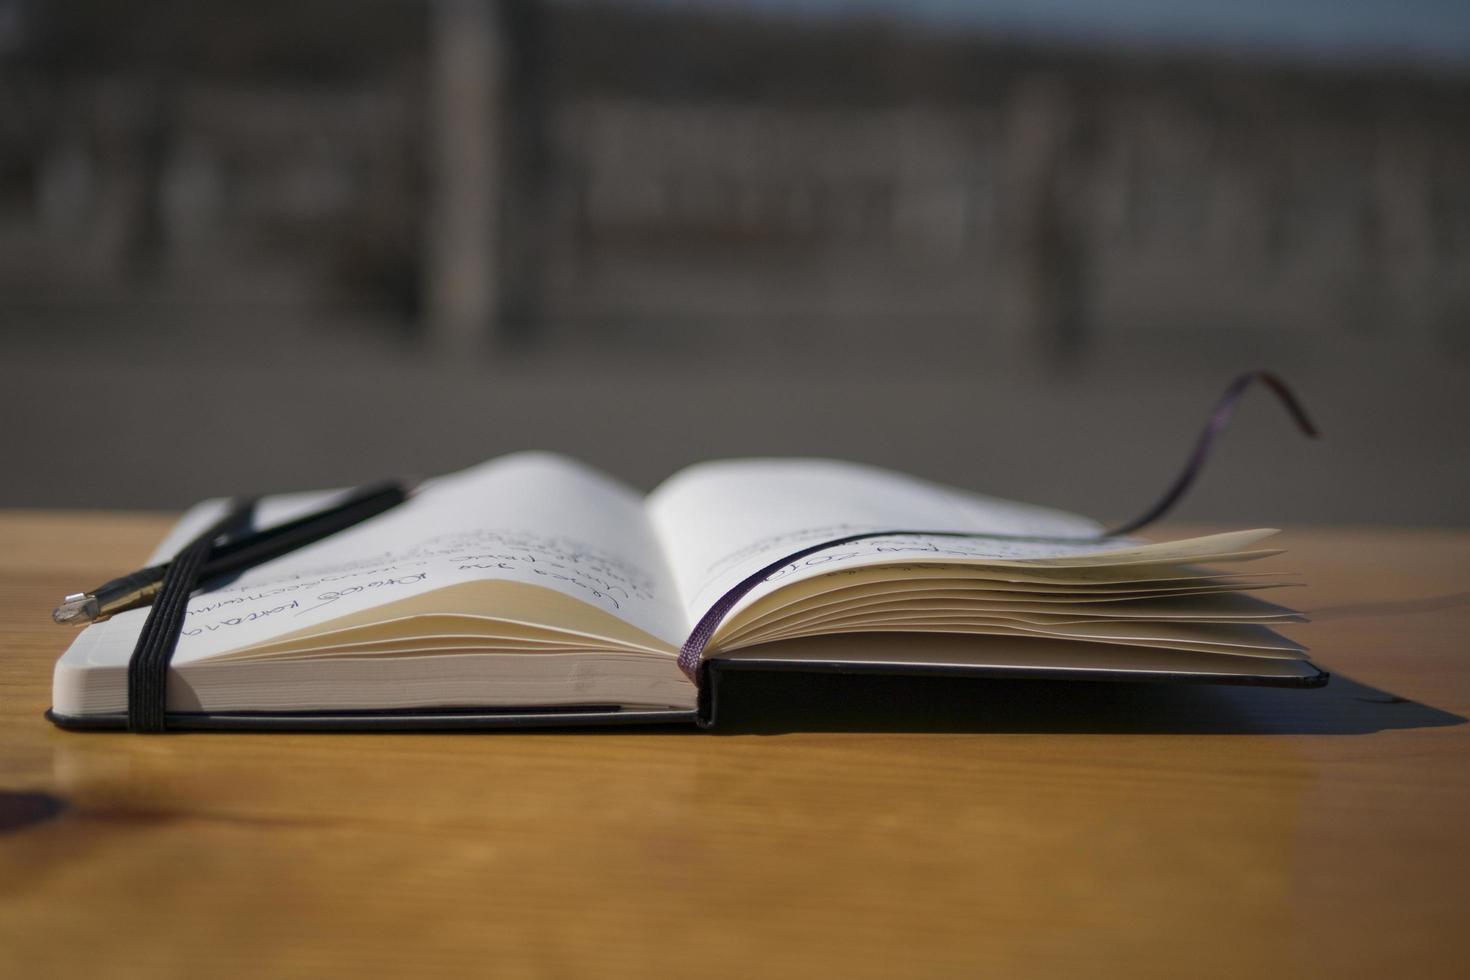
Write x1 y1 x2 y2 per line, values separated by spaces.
2 512 1467 979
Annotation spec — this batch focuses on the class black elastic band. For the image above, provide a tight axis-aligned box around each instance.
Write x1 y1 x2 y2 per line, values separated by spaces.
126 498 257 732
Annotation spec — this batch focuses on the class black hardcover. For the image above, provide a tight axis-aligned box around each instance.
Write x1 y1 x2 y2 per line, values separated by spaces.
47 655 1327 732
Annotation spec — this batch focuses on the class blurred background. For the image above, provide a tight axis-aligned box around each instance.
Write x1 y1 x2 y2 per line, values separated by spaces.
1 0 1467 525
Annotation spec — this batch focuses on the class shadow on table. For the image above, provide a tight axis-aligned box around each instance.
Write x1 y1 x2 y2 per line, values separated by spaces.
705 671 1466 736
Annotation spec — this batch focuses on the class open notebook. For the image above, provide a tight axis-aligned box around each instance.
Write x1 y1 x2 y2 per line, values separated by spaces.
50 452 1323 730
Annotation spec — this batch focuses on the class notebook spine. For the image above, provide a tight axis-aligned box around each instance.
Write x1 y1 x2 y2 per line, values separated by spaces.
695 662 720 729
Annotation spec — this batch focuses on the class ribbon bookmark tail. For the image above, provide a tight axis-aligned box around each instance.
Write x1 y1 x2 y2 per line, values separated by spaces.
1102 370 1318 538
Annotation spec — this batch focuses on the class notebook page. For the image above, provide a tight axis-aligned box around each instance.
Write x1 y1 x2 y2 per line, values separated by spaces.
87 452 689 667
646 457 1270 626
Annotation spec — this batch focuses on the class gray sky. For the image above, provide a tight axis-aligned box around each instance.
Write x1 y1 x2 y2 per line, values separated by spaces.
624 0 1470 66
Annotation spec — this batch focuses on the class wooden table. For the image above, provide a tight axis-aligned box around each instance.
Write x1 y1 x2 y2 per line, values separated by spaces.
2 513 1467 979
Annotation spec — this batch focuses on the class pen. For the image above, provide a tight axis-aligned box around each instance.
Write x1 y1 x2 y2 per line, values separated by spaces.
52 480 412 626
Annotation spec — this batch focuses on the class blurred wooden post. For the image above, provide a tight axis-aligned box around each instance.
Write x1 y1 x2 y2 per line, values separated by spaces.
425 0 502 358
496 0 549 345
1003 76 1088 367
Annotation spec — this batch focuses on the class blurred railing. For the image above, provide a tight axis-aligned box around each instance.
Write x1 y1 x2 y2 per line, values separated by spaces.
1 0 1467 362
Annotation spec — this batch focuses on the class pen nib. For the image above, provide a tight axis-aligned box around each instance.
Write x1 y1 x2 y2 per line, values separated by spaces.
52 593 99 626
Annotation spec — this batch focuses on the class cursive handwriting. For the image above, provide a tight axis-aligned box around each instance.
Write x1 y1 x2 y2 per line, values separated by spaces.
180 528 660 636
